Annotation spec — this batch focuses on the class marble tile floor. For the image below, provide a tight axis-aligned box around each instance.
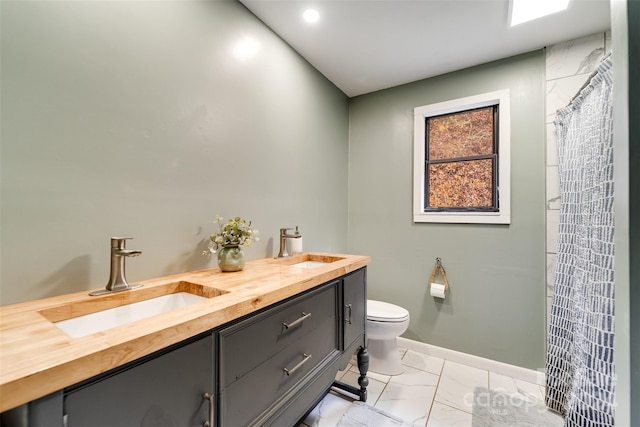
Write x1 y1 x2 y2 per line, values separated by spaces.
299 347 559 427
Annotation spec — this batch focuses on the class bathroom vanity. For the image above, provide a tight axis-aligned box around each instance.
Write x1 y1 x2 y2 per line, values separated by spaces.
0 253 369 426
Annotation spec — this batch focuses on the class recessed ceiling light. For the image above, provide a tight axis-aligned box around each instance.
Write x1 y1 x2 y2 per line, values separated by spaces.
303 8 320 24
510 0 571 27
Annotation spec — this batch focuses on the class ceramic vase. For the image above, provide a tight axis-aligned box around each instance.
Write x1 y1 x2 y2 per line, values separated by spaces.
217 245 245 272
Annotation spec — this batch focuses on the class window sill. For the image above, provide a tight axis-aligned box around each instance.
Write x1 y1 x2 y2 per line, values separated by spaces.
413 211 510 224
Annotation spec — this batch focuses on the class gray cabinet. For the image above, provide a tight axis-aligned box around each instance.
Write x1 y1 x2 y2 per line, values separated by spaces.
219 281 340 426
219 281 339 389
64 334 215 427
218 267 369 426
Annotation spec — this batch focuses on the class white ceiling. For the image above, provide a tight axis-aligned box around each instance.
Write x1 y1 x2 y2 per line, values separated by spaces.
239 0 611 97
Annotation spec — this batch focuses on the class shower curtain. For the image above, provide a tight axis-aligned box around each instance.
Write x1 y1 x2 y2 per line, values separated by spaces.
545 55 615 427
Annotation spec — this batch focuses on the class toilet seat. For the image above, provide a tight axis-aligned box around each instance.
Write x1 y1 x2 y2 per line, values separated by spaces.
367 300 410 323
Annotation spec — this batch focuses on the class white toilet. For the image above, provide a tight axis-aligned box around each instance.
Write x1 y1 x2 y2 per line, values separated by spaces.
366 300 410 376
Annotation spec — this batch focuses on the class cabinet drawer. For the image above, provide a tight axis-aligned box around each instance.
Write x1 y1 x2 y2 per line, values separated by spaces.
261 358 341 427
219 281 338 387
220 318 338 427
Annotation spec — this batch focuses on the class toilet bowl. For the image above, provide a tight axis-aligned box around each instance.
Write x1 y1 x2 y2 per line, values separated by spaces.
366 300 410 376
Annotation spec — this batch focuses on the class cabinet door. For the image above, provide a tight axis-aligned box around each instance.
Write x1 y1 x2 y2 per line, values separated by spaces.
64 334 214 427
343 268 366 349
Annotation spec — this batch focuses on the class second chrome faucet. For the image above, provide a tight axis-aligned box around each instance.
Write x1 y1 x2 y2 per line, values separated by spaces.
278 226 302 258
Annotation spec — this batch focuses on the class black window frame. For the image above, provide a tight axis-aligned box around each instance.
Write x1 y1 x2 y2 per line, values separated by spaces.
423 104 500 213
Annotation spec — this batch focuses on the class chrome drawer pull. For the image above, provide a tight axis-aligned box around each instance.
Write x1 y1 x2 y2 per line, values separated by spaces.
346 304 352 324
283 312 311 329
203 392 214 427
283 353 312 376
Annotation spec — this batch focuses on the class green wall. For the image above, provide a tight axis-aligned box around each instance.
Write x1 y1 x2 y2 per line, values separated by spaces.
348 52 546 369
0 0 349 305
1 0 551 371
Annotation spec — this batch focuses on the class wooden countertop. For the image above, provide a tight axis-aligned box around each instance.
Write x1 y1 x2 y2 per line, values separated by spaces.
0 252 370 412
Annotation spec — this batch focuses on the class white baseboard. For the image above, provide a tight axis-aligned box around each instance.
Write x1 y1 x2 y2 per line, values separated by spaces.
397 337 546 386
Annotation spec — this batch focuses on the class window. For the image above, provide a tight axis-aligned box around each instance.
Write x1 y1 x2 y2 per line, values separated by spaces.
413 90 510 224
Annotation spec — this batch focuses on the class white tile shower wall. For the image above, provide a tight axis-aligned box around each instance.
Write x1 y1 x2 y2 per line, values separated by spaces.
545 32 610 332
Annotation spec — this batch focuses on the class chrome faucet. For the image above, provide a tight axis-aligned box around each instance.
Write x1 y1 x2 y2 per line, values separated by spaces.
90 237 143 296
278 226 302 258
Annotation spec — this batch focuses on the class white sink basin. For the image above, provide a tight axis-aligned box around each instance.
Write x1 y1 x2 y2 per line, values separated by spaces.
290 261 329 269
54 292 207 338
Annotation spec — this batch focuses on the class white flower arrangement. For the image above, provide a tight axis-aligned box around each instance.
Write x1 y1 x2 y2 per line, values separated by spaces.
204 215 259 255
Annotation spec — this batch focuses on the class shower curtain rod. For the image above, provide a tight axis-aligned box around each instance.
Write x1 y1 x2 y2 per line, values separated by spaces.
557 53 613 114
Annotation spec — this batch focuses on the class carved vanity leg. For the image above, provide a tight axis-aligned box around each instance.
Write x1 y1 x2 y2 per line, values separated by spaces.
332 345 370 401
356 346 369 402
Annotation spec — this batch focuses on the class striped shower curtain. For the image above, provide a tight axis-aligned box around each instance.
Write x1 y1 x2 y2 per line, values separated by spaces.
545 55 615 427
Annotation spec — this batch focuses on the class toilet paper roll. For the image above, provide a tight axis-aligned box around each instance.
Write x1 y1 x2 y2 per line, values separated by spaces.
289 237 303 255
430 283 446 299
